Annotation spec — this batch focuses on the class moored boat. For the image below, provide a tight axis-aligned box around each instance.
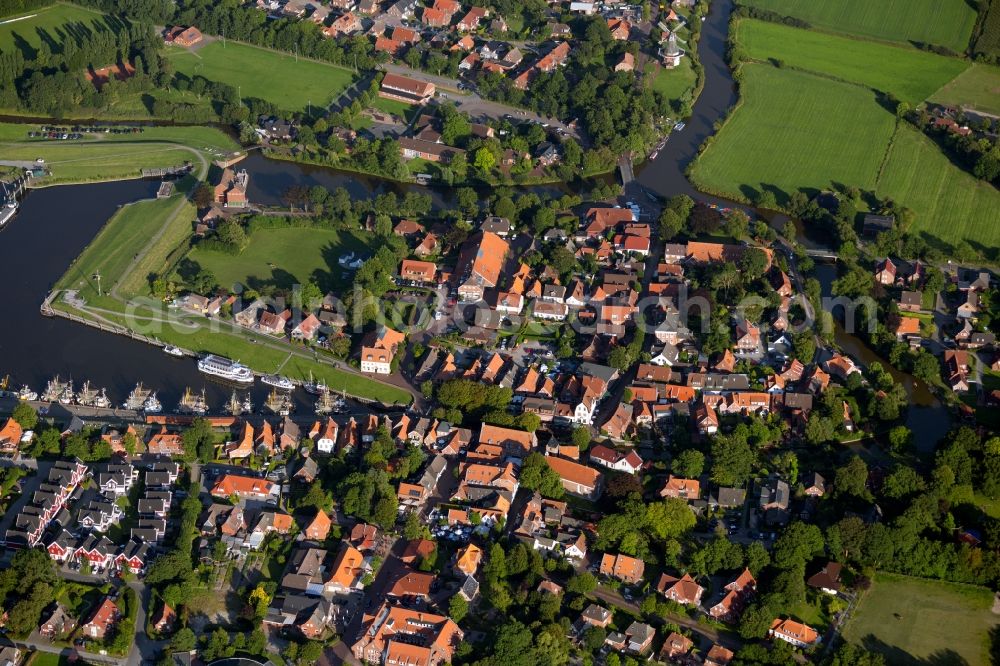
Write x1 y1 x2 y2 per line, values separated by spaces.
143 392 162 413
17 385 37 401
163 345 184 357
262 374 295 391
197 354 253 384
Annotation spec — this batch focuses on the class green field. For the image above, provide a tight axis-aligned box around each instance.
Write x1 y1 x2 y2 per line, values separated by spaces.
0 124 238 184
877 123 1000 248
28 653 69 666
690 65 895 202
843 573 997 665
930 62 1000 115
166 41 356 113
740 0 977 52
0 2 118 57
184 226 373 294
650 58 698 107
736 19 969 104
56 195 191 298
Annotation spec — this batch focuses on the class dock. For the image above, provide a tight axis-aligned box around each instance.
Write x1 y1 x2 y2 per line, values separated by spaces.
141 164 192 179
156 181 175 198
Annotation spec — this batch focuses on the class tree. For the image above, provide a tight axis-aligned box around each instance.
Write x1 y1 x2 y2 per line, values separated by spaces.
449 593 469 623
11 401 37 429
710 435 755 486
169 627 196 652
645 499 696 541
834 456 870 499
519 453 565 499
744 540 770 574
772 522 824 569
246 629 267 656
474 147 496 171
566 571 597 595
193 183 214 209
572 427 591 449
671 449 704 478
216 220 247 248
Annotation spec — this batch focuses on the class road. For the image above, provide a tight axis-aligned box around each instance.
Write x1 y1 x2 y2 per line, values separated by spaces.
377 62 583 140
591 585 742 652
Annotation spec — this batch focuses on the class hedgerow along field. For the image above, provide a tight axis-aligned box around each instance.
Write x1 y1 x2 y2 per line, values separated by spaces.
931 62 1000 115
740 0 978 52
736 19 970 104
973 0 1000 60
689 64 896 202
166 40 356 114
843 573 997 665
877 123 1000 249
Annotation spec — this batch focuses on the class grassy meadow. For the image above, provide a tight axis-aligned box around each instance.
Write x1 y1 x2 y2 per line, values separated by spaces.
184 227 373 294
736 19 969 104
930 63 1000 116
739 0 977 52
166 41 356 113
690 64 895 201
843 573 997 665
0 2 118 57
877 124 1000 249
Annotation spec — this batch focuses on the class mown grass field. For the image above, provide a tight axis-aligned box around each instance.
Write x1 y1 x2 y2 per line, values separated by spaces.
877 123 1000 248
166 41 355 113
690 65 895 202
55 194 190 298
650 57 698 105
930 62 1000 115
736 19 969 104
843 573 997 665
184 227 372 294
0 123 238 183
740 0 977 52
0 2 116 56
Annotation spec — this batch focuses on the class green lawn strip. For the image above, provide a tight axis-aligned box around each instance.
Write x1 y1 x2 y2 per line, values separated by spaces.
2 143 196 184
117 197 198 299
649 58 697 105
0 2 113 56
736 19 969 104
930 62 1000 116
55 196 186 297
739 0 977 53
842 572 997 665
165 41 356 113
690 64 895 204
184 226 373 294
54 296 411 404
371 96 419 122
876 123 1000 248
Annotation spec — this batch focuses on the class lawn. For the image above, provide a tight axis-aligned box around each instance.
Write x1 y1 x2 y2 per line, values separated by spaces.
166 41 356 113
843 573 997 665
649 58 698 107
739 0 977 53
28 653 69 666
930 62 1000 116
736 19 969 104
876 123 1000 248
371 96 421 123
184 226 373 294
55 194 190 300
689 64 896 203
0 123 238 184
0 2 120 58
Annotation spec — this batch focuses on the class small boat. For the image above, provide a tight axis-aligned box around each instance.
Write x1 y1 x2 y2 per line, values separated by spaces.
76 380 100 406
264 388 292 416
58 380 75 405
92 388 111 409
302 371 328 395
17 385 37 401
143 392 162 413
163 345 184 357
262 374 295 391
124 382 151 410
177 387 208 415
225 390 243 416
241 393 253 414
42 375 67 402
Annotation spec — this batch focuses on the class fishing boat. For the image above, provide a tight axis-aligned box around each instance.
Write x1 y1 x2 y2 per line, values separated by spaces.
75 380 103 407
264 389 292 416
58 380 75 405
42 375 68 402
163 345 184 357
315 389 335 415
92 388 111 409
17 385 37 401
123 382 151 410
225 391 243 416
241 394 253 414
262 374 295 391
143 392 162 413
177 387 208 415
198 354 253 384
302 371 328 396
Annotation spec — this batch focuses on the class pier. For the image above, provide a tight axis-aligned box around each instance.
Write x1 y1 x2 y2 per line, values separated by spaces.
140 164 192 179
